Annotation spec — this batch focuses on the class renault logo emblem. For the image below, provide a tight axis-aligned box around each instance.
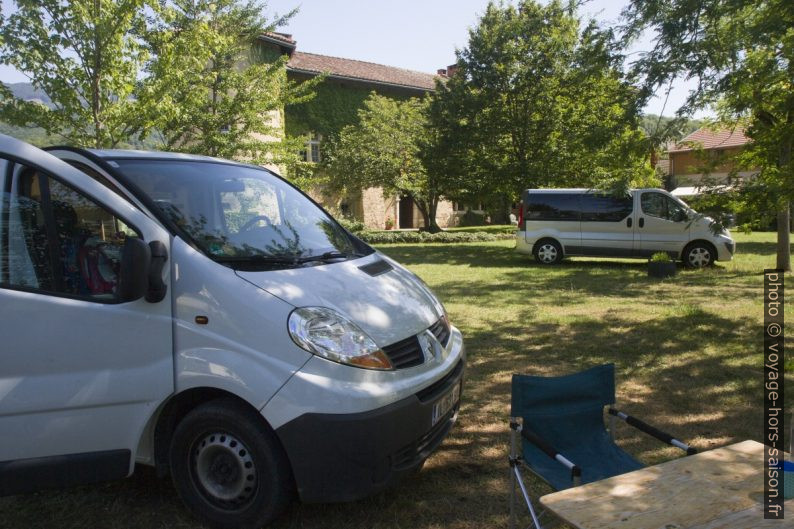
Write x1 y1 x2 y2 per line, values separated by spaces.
418 331 437 361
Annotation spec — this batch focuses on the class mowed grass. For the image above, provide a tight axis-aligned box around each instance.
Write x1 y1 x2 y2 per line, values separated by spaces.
1 232 791 529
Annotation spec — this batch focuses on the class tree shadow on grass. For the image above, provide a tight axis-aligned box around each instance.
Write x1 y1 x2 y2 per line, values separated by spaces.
2 241 786 529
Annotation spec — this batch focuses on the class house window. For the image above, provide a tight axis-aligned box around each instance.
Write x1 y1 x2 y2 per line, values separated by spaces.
301 132 322 163
454 201 485 212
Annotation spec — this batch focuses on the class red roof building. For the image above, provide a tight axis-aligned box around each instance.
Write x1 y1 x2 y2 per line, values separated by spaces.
664 126 758 196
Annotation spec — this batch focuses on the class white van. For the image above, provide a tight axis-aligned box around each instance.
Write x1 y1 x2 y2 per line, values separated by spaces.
516 188 735 267
0 134 464 528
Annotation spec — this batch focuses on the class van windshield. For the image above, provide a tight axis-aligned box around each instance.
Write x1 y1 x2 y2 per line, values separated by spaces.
111 160 361 267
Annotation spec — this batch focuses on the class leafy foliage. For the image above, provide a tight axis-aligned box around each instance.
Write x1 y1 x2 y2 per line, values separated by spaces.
639 114 703 170
359 230 513 244
650 251 672 263
427 0 655 219
284 81 400 139
323 93 448 232
138 0 319 168
0 0 150 147
623 0 794 268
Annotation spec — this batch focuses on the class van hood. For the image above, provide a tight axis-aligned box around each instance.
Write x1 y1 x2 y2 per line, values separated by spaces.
689 214 729 236
235 253 441 347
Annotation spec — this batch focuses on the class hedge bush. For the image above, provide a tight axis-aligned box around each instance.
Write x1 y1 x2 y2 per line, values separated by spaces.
336 216 367 234
358 230 514 244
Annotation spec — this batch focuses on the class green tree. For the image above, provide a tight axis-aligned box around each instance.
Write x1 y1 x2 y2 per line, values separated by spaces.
428 0 653 221
639 114 702 170
139 0 318 167
623 0 794 270
0 0 149 147
324 94 446 232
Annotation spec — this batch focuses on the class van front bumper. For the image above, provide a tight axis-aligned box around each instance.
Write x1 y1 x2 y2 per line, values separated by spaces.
715 235 735 261
274 358 464 503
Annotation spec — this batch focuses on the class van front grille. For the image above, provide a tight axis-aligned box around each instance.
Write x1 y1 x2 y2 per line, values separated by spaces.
382 318 452 370
429 317 450 346
382 335 424 369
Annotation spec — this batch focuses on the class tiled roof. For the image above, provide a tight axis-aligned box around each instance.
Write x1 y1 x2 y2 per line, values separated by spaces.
263 32 295 45
287 51 439 91
668 127 751 153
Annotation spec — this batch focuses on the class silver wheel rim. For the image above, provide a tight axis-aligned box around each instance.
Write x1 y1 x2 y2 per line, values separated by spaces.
688 247 711 268
193 432 257 508
537 244 558 263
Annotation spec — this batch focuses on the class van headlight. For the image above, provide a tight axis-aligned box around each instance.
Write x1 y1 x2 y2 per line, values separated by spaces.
288 307 393 370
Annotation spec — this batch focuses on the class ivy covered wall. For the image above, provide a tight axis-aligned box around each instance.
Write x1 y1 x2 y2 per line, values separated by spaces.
284 75 416 140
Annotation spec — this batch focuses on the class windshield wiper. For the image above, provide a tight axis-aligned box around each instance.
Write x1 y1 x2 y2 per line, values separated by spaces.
295 251 356 263
214 251 360 268
213 255 300 264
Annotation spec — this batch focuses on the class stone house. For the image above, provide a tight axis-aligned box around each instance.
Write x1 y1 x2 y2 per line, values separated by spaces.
259 32 457 230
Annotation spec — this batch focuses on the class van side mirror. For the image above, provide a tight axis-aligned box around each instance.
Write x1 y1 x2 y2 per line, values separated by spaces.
146 240 168 303
119 237 151 302
118 238 169 303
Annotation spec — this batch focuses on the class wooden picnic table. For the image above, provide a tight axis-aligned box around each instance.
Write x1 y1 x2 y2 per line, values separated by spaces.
540 440 793 529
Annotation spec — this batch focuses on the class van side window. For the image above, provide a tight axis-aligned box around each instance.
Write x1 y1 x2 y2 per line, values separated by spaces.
0 157 140 301
641 192 686 221
525 193 579 221
580 194 633 222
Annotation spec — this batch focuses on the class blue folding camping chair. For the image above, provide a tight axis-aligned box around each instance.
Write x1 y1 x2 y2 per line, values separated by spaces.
508 364 697 529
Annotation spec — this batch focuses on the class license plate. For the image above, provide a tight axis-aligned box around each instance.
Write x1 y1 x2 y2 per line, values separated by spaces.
432 382 461 426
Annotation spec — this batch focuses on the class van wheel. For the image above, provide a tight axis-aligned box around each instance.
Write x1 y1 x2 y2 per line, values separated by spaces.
169 398 293 529
683 242 715 268
534 240 563 265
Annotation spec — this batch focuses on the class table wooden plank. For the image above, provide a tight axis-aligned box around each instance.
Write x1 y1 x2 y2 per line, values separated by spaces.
687 499 794 529
539 440 790 529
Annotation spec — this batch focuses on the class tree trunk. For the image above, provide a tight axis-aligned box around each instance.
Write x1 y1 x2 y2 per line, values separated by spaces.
91 0 102 148
649 147 659 169
426 197 441 233
415 198 441 233
777 204 791 271
777 139 792 271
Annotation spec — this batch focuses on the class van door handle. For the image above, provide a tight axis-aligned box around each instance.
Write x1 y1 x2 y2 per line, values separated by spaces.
627 217 632 228
639 217 645 228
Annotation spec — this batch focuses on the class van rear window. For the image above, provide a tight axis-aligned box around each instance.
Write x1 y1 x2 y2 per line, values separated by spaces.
525 193 580 221
580 194 633 222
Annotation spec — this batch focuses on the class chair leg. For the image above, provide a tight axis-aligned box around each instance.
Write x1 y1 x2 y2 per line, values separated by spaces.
510 425 518 529
510 419 542 529
509 462 517 529
513 465 543 529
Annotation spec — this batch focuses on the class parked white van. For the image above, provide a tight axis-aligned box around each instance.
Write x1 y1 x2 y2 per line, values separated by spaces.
0 134 465 528
516 188 735 267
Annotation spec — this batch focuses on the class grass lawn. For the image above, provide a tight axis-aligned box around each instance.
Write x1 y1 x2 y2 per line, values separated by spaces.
1 232 791 529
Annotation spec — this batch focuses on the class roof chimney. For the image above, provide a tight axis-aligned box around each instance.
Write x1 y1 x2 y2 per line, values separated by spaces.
446 64 459 77
437 68 448 76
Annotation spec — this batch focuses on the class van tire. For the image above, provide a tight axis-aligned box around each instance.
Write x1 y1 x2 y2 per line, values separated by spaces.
169 398 293 529
683 241 716 268
533 239 563 265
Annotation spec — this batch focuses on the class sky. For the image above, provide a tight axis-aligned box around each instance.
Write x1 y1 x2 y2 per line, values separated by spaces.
0 0 709 118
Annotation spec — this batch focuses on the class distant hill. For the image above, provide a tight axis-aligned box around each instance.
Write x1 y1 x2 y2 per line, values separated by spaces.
5 81 53 106
1 82 159 148
641 114 704 142
0 82 57 145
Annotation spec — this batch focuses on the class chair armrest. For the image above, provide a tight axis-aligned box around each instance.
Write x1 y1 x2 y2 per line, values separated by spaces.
517 424 582 483
608 408 697 455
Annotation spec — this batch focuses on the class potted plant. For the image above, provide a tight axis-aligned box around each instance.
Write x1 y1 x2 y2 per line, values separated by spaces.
385 217 394 230
648 252 677 278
